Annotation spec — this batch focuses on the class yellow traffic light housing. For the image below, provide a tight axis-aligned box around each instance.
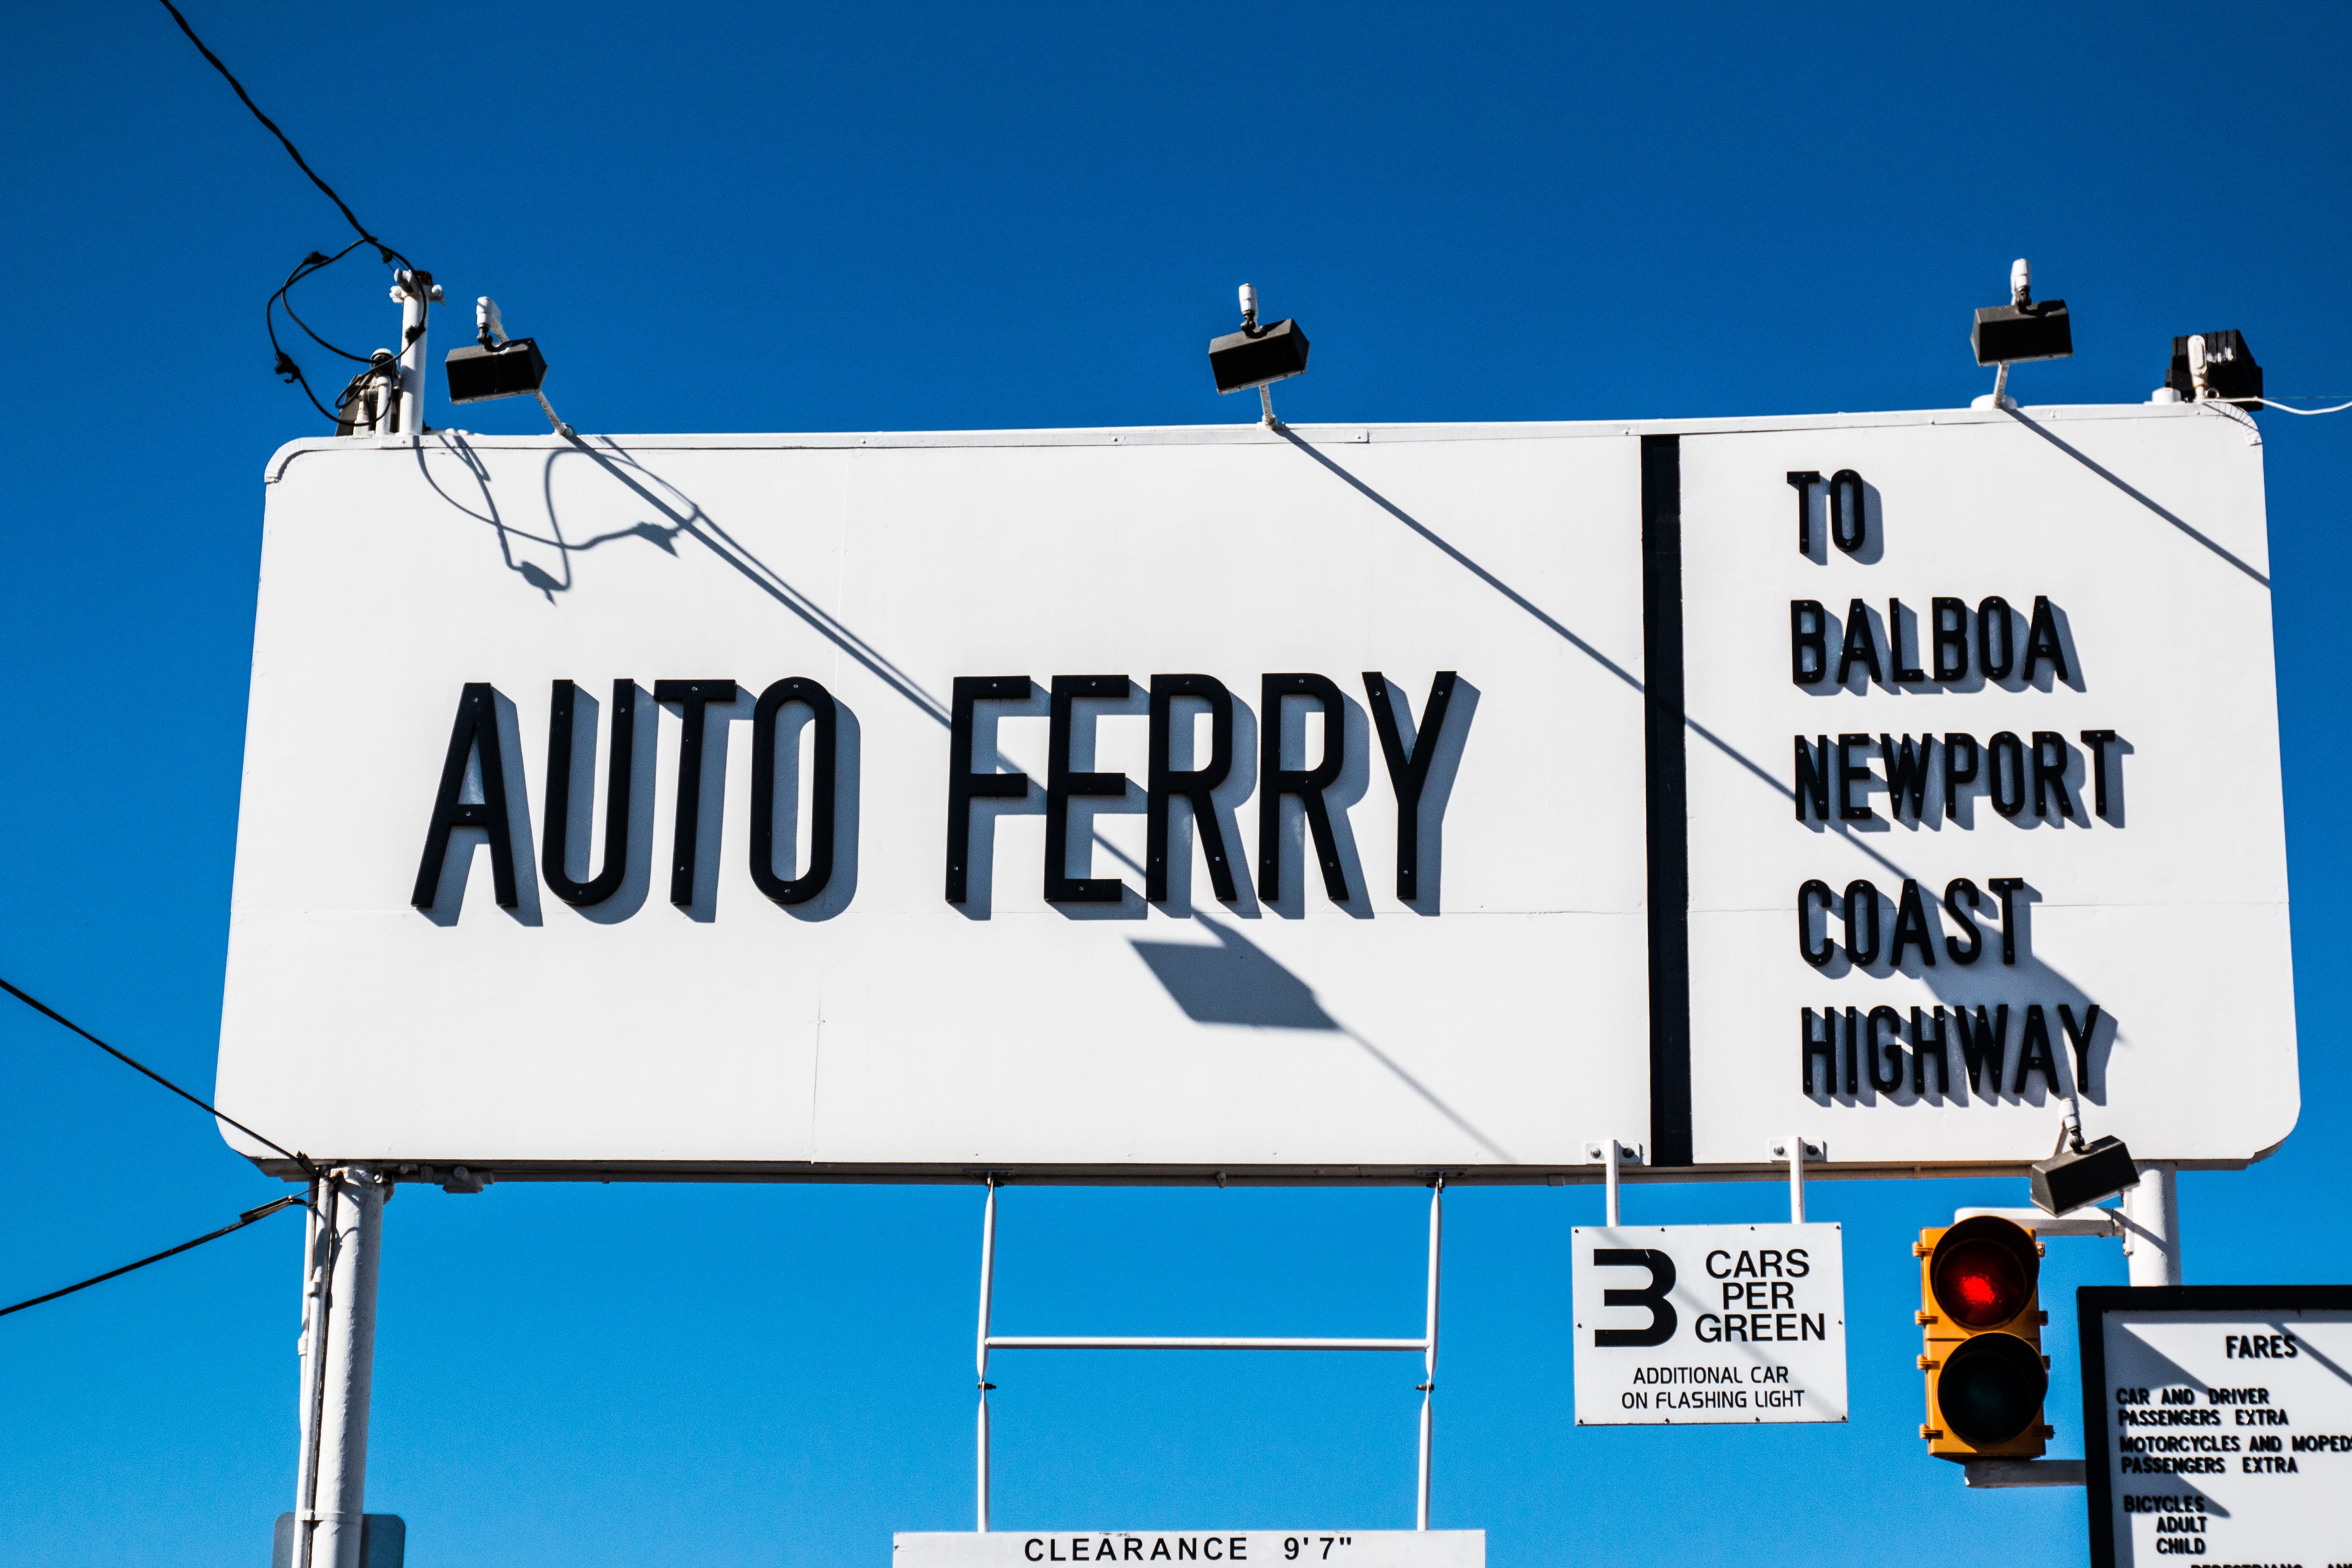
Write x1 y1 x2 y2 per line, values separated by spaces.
1916 1216 2053 1461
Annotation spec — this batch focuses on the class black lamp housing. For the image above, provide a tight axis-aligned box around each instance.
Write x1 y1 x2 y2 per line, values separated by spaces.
2030 1133 2140 1216
445 338 549 404
2167 329 2263 408
1208 318 1310 394
1972 300 2073 366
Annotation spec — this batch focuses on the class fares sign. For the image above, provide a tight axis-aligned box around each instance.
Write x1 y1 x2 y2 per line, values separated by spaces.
1572 1224 1847 1425
2079 1287 2352 1568
214 406 2293 1176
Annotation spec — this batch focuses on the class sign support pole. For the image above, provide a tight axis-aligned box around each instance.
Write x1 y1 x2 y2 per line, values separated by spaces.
2122 1162 2181 1286
298 1168 383 1568
1416 1180 1442 1531
976 1178 996 1534
1787 1135 1806 1224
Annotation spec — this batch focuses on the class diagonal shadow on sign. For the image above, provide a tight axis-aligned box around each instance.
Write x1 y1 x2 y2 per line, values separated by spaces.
1277 427 2122 1119
1128 913 1515 1161
2000 406 2270 589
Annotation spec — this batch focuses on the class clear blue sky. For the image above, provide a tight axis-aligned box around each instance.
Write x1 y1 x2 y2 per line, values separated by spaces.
3 3 2347 1565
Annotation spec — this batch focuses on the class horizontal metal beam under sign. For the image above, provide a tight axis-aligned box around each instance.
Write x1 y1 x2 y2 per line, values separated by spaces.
892 1532 1483 1567
1573 1223 1847 1424
2078 1285 2352 1568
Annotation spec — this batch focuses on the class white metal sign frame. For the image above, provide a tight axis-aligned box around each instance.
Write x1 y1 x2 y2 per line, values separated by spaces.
218 402 2293 1184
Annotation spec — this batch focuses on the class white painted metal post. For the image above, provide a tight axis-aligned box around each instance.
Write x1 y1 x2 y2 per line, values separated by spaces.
1602 1141 1621 1227
1415 1180 1442 1531
1788 1135 1806 1224
976 1179 997 1534
391 273 435 435
294 1176 332 1568
309 1169 384 1568
2124 1163 2182 1286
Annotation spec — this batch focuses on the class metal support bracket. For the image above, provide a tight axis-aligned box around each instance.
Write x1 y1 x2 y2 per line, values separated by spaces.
973 1180 1445 1533
1963 1459 2086 1488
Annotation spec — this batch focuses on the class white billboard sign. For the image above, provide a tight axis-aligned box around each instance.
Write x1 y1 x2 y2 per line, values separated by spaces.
1572 1223 1847 1425
2080 1287 2352 1568
893 1532 1482 1567
214 404 2292 1178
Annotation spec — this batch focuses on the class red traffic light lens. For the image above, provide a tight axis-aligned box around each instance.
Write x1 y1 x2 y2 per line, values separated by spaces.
1932 1237 2031 1327
1936 1332 2049 1446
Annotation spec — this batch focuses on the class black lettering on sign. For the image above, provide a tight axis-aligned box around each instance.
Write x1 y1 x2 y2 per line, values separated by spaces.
945 676 1033 905
1785 472 1822 554
1145 674 1237 904
1956 1005 2009 1095
1978 597 2016 679
413 682 522 909
1881 734 1932 821
1363 670 1459 902
2081 729 2121 821
1828 469 1867 555
1889 600 1927 683
1045 675 1132 904
1794 735 1832 821
1942 732 1979 821
2023 595 2070 683
1838 600 1883 686
1890 879 1937 969
1801 1008 1837 1095
1797 880 1835 968
2014 1003 2063 1096
2059 1003 2103 1096
542 678 636 907
1987 731 2027 819
1842 880 1880 965
653 680 739 908
1942 879 1984 965
1911 1006 1951 1095
2031 731 2074 820
1932 597 1969 680
1592 1249 1679 1346
1258 674 1351 903
1791 600 1829 685
1837 734 1875 821
748 677 837 905
1866 1004 1905 1093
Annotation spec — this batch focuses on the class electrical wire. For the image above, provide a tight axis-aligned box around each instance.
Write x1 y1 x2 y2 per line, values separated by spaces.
0 977 310 1173
0 1197 303 1320
2247 397 2352 416
155 0 431 425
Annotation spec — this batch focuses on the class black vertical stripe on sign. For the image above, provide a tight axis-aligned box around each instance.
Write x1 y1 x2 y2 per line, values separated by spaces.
1641 435 1693 1167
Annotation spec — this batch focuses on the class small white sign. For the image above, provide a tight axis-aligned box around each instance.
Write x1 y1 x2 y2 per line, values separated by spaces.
1572 1223 1847 1425
2082 1289 2352 1568
892 1532 1483 1567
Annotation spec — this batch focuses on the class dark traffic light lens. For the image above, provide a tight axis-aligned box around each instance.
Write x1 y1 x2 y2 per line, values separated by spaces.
1936 1332 2049 1446
1933 1238 2029 1327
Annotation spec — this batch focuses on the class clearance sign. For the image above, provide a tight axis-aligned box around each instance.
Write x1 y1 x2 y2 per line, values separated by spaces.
214 405 2292 1179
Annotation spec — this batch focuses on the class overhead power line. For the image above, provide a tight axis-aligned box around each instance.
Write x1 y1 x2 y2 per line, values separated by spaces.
0 977 309 1172
153 0 430 427
153 0 399 263
0 1197 303 1320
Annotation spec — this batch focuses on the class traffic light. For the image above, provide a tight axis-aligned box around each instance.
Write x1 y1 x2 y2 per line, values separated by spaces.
1915 1216 2053 1461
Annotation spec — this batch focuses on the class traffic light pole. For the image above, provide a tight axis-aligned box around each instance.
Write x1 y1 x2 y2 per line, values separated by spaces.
2122 1163 2181 1286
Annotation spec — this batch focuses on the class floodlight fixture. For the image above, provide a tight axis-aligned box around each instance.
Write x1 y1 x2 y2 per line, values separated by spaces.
1208 283 1309 426
2029 1131 2140 1216
1970 258 2071 410
444 296 571 435
2165 329 2263 410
